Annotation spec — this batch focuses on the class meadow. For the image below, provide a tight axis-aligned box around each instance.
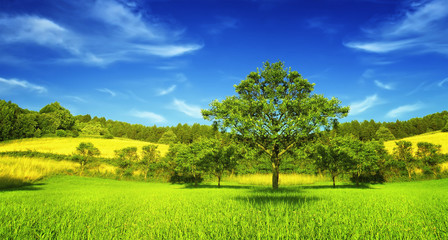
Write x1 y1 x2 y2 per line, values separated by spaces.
1 175 447 239
0 137 169 158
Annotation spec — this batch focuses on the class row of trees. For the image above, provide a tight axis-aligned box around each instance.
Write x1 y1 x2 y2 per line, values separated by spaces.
0 100 76 141
0 99 216 143
335 112 448 141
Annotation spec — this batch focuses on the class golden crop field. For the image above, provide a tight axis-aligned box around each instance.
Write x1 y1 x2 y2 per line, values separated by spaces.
0 137 169 158
384 131 448 154
0 156 79 188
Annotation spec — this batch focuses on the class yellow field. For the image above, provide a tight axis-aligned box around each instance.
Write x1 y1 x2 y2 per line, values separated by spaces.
0 156 79 188
225 173 328 186
0 137 169 158
384 131 448 154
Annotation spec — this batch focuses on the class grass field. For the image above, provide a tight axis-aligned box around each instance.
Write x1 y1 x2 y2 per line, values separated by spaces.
0 137 169 158
384 131 448 154
1 175 447 239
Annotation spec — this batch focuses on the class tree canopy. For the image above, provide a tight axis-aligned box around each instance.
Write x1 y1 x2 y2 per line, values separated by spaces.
202 61 349 189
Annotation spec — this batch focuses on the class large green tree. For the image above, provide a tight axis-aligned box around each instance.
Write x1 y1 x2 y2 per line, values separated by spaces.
202 61 349 189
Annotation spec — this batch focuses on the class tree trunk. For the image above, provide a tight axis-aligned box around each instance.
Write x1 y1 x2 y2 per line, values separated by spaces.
271 153 280 189
217 175 221 188
332 176 336 188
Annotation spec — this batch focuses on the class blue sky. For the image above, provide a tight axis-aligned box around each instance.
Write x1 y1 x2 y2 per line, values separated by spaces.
1 0 447 126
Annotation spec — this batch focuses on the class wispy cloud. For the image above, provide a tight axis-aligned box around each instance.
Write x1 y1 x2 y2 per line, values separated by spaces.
374 80 394 90
65 96 87 103
0 77 47 93
438 77 448 87
205 16 239 35
157 85 176 96
131 110 166 123
345 0 448 56
386 102 424 118
349 94 382 115
98 88 116 97
172 99 202 118
306 17 340 34
0 0 203 66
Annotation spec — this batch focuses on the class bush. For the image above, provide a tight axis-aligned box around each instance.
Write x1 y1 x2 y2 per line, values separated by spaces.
56 130 67 137
104 133 114 139
71 130 80 138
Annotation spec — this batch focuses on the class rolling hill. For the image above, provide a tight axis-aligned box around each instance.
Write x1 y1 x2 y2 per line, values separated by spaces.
384 131 448 154
0 137 169 158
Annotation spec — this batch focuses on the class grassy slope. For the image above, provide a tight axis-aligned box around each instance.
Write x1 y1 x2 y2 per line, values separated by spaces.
0 137 169 158
384 131 448 154
1 175 447 239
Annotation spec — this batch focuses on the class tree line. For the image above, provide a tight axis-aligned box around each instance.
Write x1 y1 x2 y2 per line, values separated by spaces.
335 112 448 141
0 99 215 143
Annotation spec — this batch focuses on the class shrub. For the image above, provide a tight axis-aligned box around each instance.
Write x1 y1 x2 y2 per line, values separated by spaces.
56 130 67 137
104 133 114 139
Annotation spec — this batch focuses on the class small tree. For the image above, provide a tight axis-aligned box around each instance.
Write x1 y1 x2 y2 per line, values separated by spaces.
76 142 100 174
375 126 395 141
313 136 352 188
115 147 139 178
141 145 161 180
201 138 239 188
342 137 380 185
416 142 442 177
393 141 416 180
158 130 178 144
202 61 349 189
174 142 207 186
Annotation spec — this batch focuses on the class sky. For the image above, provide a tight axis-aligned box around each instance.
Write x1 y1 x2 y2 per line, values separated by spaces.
0 0 447 126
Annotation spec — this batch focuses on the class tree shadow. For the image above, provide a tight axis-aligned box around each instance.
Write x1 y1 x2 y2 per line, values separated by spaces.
234 191 320 206
300 184 373 189
0 182 46 192
181 183 253 190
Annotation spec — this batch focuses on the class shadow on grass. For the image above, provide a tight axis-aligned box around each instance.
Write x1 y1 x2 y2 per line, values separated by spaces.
235 191 320 206
300 183 373 189
0 176 46 192
181 183 253 190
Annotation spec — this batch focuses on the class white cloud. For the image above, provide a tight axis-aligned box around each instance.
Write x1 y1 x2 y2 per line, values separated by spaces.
374 80 394 90
345 40 416 53
131 110 166 123
349 94 382 115
0 15 81 55
345 0 448 56
386 103 424 118
157 85 176 96
0 0 203 66
0 77 47 93
65 96 87 103
172 98 202 118
97 88 116 97
438 77 448 87
136 44 203 58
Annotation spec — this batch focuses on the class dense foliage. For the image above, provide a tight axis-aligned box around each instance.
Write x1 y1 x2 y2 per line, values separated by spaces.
203 61 349 188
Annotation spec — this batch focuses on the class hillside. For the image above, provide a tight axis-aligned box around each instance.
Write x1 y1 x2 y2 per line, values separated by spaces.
384 131 448 154
0 137 169 158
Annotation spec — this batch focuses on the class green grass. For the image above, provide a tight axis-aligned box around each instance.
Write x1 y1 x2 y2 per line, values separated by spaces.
1 176 448 239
